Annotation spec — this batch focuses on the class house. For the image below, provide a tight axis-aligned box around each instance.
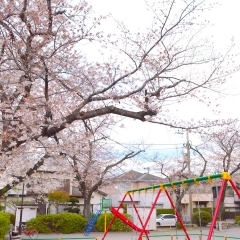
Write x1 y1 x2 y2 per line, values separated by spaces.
101 170 240 221
1 176 108 216
181 180 240 221
57 179 108 213
101 170 172 209
212 183 240 219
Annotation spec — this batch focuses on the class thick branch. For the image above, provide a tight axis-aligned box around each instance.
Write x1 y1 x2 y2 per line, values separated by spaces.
41 106 157 138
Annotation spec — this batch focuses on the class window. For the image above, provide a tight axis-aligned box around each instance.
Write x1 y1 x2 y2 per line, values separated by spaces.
119 182 131 191
164 215 175 219
156 204 163 209
225 186 234 196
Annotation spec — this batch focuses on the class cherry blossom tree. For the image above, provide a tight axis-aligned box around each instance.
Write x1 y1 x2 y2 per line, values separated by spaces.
0 0 238 201
56 119 143 218
156 151 207 222
1 117 144 218
195 121 240 219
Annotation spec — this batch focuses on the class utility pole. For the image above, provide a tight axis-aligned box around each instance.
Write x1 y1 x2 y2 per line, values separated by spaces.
186 129 193 225
144 167 150 174
18 183 24 235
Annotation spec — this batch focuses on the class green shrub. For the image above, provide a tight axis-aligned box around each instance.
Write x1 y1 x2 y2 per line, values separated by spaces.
193 210 211 226
156 209 174 215
0 212 10 240
193 208 226 220
27 212 87 233
176 222 182 229
193 208 212 215
234 215 240 225
68 208 80 214
95 213 131 232
122 204 127 214
6 213 15 225
64 197 80 214
0 205 4 212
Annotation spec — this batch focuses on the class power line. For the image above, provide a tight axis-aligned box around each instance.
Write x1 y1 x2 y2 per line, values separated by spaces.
102 142 184 146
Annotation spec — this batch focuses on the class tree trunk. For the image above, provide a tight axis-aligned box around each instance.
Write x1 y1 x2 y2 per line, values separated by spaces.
175 186 184 220
83 196 92 219
176 198 183 219
56 204 59 214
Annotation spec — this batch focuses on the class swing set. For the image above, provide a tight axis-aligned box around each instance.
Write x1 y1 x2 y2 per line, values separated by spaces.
102 172 240 240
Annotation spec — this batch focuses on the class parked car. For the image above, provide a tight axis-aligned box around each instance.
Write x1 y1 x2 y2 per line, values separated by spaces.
156 214 177 227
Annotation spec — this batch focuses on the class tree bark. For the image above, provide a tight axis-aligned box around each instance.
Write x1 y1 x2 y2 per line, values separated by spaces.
83 196 92 219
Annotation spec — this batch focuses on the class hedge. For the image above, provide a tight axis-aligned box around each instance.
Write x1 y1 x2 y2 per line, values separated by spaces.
234 215 240 225
27 212 87 233
95 213 131 232
0 212 10 240
156 209 174 215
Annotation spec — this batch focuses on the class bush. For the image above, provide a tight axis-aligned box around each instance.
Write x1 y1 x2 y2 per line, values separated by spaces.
95 213 131 232
68 208 80 214
0 205 4 212
156 209 174 215
0 212 10 240
193 208 225 220
193 208 212 215
176 222 182 229
6 213 15 225
193 210 211 227
234 216 240 225
27 212 87 233
64 197 81 214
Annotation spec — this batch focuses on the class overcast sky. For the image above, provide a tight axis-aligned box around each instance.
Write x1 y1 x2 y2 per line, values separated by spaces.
88 0 240 171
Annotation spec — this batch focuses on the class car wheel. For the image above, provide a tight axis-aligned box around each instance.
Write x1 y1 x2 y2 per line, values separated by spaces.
157 222 161 226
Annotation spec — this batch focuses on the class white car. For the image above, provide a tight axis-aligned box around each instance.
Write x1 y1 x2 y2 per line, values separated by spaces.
156 214 177 227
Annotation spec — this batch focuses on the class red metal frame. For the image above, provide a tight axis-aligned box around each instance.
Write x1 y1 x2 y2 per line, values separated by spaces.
101 193 127 239
207 179 227 240
229 179 240 198
128 193 150 240
165 189 191 240
137 188 162 240
102 172 240 240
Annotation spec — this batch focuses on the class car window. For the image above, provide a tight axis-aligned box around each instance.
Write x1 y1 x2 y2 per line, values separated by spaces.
163 215 175 219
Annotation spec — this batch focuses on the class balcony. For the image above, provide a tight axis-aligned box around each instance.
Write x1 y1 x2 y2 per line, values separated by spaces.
234 193 240 203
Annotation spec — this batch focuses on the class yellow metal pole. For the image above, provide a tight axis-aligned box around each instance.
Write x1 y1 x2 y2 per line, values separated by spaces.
104 211 106 233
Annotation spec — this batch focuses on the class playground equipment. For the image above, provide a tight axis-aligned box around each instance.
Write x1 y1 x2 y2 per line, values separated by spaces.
102 172 240 240
84 198 112 236
110 207 150 234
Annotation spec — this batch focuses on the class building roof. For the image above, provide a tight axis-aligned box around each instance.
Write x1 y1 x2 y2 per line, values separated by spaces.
116 170 162 182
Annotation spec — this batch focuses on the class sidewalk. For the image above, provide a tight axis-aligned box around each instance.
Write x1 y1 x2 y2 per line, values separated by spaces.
18 226 240 240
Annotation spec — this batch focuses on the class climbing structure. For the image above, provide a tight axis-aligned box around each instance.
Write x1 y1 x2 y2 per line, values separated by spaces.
102 172 240 240
84 204 102 236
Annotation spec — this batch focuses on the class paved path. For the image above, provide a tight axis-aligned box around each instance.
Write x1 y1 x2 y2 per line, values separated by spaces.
18 226 240 240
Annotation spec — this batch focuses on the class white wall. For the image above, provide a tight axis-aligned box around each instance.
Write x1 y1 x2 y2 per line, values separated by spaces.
128 207 156 231
111 190 171 209
15 206 37 230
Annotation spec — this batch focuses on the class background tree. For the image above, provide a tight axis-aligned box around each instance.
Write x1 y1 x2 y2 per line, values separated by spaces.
155 130 208 222
194 122 240 219
48 190 70 214
64 197 80 214
0 0 238 198
61 120 143 218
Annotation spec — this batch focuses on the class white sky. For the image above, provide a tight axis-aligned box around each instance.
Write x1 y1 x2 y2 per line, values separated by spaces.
88 0 240 170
